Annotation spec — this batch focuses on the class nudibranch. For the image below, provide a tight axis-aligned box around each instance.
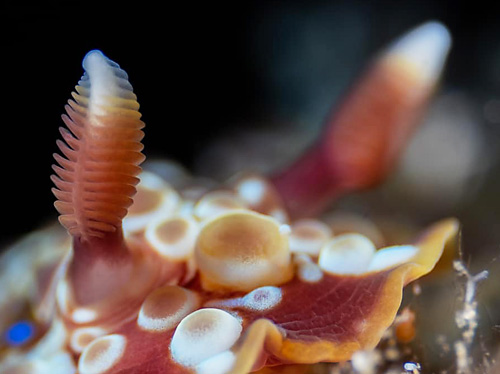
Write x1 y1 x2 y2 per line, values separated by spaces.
0 22 459 374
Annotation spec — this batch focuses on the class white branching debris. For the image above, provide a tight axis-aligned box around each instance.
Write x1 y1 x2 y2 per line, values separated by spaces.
453 260 488 374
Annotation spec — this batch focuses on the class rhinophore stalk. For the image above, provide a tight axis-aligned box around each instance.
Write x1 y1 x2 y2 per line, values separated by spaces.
51 50 145 302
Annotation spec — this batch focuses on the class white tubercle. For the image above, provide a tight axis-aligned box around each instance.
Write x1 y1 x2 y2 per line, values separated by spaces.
194 191 247 220
71 308 97 323
279 224 292 235
137 286 199 332
236 177 266 205
143 159 191 188
70 327 107 353
145 216 199 260
289 219 332 255
123 171 180 234
367 245 419 272
78 334 126 374
294 254 323 283
195 350 236 374
81 50 136 116
205 286 283 312
170 308 242 367
386 21 452 85
319 234 375 275
270 208 289 223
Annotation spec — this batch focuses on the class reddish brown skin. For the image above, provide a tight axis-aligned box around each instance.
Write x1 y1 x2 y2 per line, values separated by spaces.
98 271 389 373
250 273 388 343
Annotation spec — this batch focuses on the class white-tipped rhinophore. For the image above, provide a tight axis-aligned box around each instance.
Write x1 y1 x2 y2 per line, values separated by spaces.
81 50 137 116
53 49 145 240
386 21 452 85
170 308 242 367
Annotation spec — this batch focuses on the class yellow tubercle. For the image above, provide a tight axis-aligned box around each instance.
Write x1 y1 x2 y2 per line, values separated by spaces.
195 211 293 292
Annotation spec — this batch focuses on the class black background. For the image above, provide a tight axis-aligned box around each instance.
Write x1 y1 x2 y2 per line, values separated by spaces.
1 0 499 242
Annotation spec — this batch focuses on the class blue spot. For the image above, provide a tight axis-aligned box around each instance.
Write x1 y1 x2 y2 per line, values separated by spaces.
5 321 35 346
